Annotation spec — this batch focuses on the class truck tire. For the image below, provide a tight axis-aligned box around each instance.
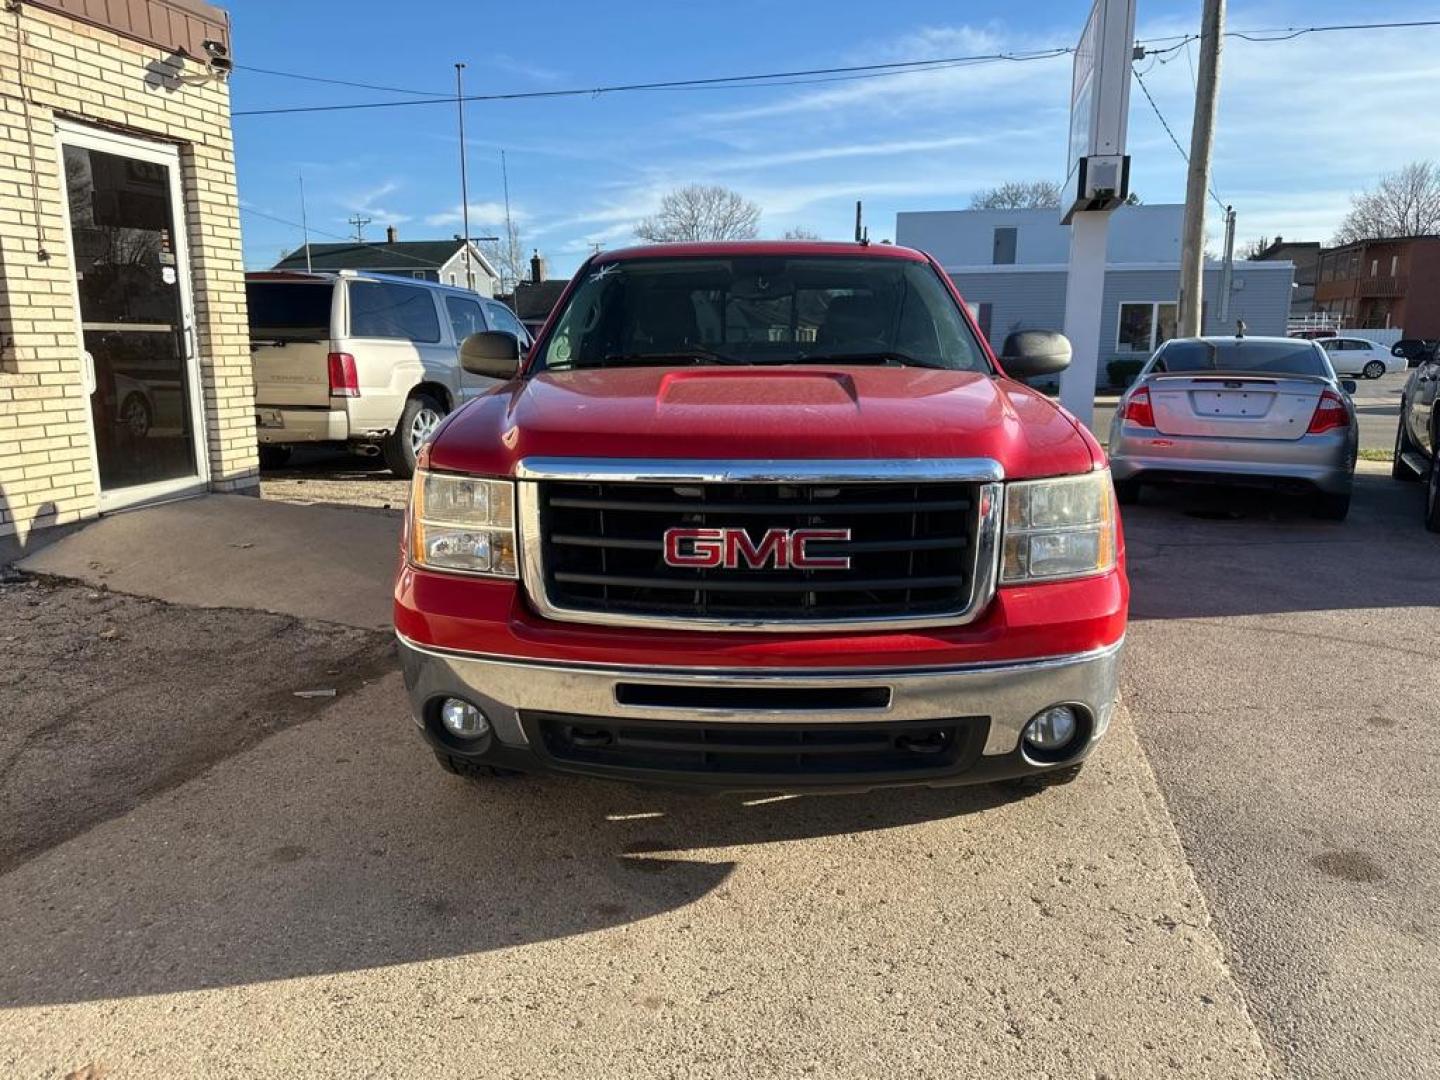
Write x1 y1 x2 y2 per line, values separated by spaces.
1393 418 1421 482
1005 761 1085 794
258 445 291 470
384 392 446 479
432 750 523 781
1113 478 1141 505
1426 458 1440 534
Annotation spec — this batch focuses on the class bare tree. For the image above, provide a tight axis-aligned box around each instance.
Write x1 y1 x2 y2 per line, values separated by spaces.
636 184 761 242
1334 161 1440 244
970 179 1062 210
479 217 526 290
1242 235 1274 260
782 226 821 240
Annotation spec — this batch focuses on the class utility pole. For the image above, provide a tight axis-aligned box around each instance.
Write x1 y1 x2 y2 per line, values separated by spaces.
298 170 312 272
1218 204 1237 323
854 200 863 243
347 213 371 242
1177 0 1225 337
455 62 474 291
500 149 519 293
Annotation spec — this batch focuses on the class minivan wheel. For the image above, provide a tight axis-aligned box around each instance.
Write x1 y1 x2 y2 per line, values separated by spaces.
1313 491 1351 521
1425 460 1440 533
257 445 291 470
1394 419 1421 481
384 392 446 479
1363 360 1386 380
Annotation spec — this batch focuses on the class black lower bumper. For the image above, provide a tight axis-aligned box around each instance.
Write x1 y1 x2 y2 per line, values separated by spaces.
400 634 1118 794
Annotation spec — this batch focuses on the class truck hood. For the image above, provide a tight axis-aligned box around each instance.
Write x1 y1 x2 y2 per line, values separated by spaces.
427 366 1099 480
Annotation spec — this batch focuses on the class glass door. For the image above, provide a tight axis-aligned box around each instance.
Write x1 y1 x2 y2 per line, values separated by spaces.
57 125 207 509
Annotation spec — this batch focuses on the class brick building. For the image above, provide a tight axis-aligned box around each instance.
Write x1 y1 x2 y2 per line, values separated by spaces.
1313 235 1440 339
1 0 255 556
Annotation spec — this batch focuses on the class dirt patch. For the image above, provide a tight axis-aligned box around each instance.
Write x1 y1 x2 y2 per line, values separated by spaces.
0 575 396 872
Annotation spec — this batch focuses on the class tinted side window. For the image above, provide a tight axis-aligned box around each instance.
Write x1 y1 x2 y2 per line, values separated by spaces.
348 281 441 343
445 295 487 342
486 302 528 341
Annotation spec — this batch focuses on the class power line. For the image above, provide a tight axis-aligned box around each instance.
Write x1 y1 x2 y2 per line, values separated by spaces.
229 18 1440 120
238 205 490 271
231 63 446 97
1131 66 1226 213
232 47 1075 117
1135 18 1440 48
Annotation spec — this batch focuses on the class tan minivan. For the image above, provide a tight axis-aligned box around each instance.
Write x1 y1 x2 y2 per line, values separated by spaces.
246 270 532 477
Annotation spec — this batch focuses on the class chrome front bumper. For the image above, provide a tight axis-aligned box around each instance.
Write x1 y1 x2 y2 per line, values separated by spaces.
397 634 1122 789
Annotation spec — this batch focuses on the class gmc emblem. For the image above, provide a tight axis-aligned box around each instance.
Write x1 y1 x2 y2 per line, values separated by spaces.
663 527 852 570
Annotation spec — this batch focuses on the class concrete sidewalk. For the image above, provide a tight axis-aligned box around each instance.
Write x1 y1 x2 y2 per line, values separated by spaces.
18 494 400 631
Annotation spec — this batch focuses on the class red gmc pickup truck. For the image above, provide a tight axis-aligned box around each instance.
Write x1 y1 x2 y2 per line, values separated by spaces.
394 241 1128 792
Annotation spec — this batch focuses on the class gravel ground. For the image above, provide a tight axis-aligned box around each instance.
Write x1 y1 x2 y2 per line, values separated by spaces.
260 448 408 515
0 575 396 873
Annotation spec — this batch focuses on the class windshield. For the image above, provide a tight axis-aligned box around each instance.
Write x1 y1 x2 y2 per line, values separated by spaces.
1150 339 1331 378
246 281 333 342
534 255 990 373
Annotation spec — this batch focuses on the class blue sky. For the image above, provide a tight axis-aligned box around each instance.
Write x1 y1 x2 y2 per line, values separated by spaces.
229 1 1440 278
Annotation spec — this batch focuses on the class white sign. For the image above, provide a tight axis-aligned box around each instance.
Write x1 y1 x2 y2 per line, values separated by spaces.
1064 0 1136 215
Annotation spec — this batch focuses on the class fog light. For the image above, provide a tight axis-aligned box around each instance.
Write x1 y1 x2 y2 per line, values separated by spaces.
439 698 489 739
1023 705 1079 752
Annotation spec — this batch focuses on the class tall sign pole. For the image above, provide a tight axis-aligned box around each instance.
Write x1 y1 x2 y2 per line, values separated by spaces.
1059 0 1136 427
1177 0 1225 337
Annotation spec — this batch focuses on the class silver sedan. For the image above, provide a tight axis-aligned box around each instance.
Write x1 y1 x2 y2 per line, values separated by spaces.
1108 336 1359 520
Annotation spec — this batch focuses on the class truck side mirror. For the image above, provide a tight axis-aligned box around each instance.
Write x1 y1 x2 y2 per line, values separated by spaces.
460 331 521 379
1000 330 1072 379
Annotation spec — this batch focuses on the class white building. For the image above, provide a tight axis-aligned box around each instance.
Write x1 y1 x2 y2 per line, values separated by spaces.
896 205 1295 385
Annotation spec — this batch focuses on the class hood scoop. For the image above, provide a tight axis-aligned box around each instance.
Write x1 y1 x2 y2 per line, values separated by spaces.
657 368 859 408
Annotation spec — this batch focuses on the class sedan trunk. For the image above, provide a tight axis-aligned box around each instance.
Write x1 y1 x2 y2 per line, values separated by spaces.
1147 375 1326 441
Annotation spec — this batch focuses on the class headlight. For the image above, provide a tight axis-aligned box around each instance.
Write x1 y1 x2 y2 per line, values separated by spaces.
409 471 517 577
1001 470 1117 584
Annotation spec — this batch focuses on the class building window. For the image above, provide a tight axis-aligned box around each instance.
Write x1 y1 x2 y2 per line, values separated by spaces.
1370 258 1378 277
968 302 993 341
1391 254 1399 276
992 227 1017 265
1117 301 1179 353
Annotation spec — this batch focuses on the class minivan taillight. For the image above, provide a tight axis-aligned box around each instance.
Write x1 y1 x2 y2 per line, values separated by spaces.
327 352 359 397
1122 387 1154 428
1306 389 1348 434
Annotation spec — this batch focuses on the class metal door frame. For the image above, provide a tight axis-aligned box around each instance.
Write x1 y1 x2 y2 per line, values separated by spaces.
54 120 210 514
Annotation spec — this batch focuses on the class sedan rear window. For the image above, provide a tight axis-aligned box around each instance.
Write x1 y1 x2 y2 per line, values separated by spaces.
246 282 333 342
1151 340 1329 377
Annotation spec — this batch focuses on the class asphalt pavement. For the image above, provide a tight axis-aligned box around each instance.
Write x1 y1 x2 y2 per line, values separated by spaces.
1122 465 1440 1079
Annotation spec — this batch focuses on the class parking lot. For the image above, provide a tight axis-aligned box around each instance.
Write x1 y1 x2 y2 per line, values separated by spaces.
2 429 1435 1077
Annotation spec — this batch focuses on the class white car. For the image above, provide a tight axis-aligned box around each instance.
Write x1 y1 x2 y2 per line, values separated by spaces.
1317 336 1406 379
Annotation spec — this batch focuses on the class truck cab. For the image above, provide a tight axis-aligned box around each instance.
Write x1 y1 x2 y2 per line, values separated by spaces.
394 242 1128 792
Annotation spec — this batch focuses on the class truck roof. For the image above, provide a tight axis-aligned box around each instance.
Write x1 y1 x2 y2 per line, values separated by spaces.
595 240 932 263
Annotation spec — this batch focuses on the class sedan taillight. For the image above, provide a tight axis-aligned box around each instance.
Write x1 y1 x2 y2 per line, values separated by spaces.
1306 389 1348 434
1121 387 1155 428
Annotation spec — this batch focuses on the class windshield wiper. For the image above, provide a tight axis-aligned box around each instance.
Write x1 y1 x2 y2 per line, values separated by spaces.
792 350 952 370
598 348 747 367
